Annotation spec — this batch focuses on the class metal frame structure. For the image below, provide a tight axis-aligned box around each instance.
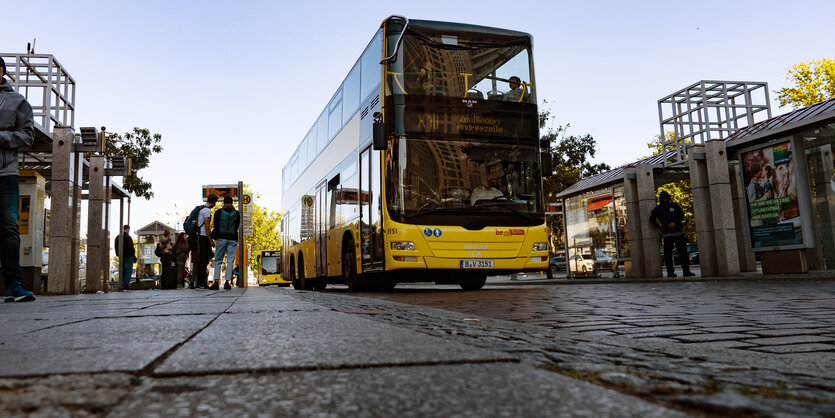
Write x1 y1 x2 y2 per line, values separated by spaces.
1 53 76 142
658 80 771 167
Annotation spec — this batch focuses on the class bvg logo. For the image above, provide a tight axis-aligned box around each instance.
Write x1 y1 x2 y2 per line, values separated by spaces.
495 229 525 237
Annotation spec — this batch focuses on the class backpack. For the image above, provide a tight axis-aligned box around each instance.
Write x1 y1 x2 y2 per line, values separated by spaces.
183 205 203 236
218 210 239 236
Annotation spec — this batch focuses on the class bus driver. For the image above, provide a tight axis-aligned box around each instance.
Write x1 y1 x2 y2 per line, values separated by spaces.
471 176 503 205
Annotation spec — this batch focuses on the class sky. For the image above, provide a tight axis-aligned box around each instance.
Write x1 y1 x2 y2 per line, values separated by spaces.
3 0 834 244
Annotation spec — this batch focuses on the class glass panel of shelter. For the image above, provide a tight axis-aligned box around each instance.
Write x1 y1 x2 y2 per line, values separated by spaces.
802 123 835 270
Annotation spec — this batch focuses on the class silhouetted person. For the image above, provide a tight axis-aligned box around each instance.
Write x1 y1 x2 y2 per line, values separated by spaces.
649 191 694 278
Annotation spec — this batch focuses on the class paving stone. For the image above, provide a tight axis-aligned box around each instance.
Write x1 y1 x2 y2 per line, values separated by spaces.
0 373 135 417
111 364 684 418
749 343 835 354
692 340 757 350
743 335 834 346
155 311 515 374
747 327 829 337
0 315 215 376
674 333 753 343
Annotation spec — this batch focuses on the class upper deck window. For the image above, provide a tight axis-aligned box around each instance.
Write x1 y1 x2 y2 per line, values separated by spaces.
390 29 534 103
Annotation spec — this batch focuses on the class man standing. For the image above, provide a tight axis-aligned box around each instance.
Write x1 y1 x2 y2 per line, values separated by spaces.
649 191 695 278
212 195 239 290
194 194 217 289
114 225 136 291
0 57 35 302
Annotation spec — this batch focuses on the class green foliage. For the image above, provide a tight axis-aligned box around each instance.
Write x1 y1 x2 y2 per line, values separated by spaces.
776 58 835 108
540 102 611 249
648 133 696 243
242 187 282 274
104 128 163 200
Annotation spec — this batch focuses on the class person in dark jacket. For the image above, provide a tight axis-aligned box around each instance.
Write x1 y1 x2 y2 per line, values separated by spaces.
114 225 136 290
649 191 694 277
212 195 240 290
0 58 36 302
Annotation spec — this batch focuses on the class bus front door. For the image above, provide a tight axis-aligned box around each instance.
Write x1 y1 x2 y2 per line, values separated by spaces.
360 147 383 272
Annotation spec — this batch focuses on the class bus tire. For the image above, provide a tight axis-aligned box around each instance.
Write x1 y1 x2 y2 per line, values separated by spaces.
290 255 301 290
343 242 362 291
459 273 486 291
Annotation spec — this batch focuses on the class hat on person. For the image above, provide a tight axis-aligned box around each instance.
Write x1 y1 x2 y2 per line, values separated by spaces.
659 191 671 200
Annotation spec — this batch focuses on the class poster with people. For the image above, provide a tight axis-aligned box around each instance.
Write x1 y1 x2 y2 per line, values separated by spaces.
740 141 802 248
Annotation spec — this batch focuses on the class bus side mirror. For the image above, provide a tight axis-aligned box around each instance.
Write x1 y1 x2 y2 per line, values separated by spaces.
373 122 386 150
541 152 553 177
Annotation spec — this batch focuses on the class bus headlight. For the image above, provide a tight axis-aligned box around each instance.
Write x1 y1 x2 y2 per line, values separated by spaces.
532 242 548 252
391 241 415 251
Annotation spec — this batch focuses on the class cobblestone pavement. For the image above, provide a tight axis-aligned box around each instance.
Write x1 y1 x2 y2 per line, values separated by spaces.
353 279 835 360
286 279 835 416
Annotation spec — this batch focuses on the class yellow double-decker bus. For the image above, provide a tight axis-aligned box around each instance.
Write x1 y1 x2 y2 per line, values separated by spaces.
257 250 288 286
281 16 550 291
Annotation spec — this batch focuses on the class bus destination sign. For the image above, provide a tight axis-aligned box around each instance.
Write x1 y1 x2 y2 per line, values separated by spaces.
202 184 238 202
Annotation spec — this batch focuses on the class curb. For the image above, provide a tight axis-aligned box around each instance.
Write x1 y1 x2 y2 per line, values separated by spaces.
488 274 835 286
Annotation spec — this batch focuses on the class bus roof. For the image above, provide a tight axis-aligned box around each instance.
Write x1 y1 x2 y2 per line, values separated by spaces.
406 19 533 41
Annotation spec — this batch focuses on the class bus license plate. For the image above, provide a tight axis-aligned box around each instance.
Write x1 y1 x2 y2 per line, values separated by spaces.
460 260 494 269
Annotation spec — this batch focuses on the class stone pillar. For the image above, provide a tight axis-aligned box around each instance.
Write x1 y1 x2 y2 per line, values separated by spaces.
705 140 740 276
688 144 717 277
636 164 662 277
47 127 76 295
70 150 83 293
86 155 107 292
730 162 757 271
623 170 645 278
102 168 112 292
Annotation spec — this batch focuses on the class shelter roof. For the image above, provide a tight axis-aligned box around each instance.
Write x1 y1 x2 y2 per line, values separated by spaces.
726 98 835 149
135 221 175 236
556 152 671 199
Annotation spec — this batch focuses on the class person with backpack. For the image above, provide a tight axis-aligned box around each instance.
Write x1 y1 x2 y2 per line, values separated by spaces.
211 195 240 290
184 194 217 289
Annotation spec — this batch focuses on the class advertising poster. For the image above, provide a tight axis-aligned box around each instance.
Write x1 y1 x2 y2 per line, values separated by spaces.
740 141 802 248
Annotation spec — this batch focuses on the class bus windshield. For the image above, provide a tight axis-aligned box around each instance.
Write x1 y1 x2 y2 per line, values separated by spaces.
392 29 534 102
261 255 281 276
386 137 543 227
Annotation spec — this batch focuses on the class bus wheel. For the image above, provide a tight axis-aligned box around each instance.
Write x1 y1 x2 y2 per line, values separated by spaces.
459 273 486 291
343 244 362 291
291 260 301 290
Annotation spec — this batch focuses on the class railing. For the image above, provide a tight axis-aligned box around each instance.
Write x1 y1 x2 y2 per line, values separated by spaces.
1 53 76 138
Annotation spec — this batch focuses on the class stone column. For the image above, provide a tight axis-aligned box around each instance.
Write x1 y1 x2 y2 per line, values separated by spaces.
70 150 83 293
688 144 717 277
85 155 107 292
102 167 112 292
636 164 662 277
623 170 645 278
47 127 75 295
705 140 740 276
730 162 757 271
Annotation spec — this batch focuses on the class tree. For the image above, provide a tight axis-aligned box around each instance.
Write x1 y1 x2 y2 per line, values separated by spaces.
104 128 163 199
776 58 835 108
541 102 611 249
647 134 696 243
242 187 282 274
